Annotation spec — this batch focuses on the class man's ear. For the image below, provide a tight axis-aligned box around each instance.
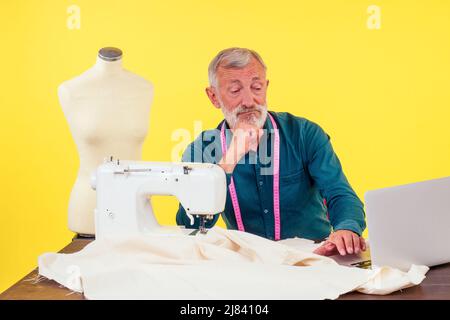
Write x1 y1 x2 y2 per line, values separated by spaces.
205 87 221 109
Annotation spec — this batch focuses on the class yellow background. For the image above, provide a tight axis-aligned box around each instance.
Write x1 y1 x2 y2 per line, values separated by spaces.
1 0 449 293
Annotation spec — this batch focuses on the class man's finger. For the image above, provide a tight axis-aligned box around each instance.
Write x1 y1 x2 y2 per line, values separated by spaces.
313 242 337 256
342 233 354 255
352 233 361 254
325 242 339 256
360 237 367 251
332 236 347 256
313 244 328 256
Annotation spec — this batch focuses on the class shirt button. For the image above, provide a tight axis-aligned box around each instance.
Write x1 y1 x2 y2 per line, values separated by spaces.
264 209 269 214
259 181 263 186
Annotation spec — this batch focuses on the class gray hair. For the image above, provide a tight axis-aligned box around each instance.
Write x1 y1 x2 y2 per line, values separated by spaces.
208 47 267 88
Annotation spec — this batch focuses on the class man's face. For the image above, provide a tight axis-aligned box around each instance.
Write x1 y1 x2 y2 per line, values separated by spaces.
207 57 269 128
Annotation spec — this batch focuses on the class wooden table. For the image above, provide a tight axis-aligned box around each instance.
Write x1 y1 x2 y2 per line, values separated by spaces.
1 238 449 300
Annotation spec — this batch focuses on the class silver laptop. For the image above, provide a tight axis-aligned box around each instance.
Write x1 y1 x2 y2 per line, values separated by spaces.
364 176 450 271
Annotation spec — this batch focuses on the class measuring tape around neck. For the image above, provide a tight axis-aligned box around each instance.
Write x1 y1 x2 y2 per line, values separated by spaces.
220 113 281 240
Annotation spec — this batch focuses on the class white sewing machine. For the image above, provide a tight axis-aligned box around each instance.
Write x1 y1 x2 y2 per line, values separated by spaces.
90 157 227 239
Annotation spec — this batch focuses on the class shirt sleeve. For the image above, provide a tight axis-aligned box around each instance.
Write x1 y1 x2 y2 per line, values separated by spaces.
175 142 223 229
303 120 366 236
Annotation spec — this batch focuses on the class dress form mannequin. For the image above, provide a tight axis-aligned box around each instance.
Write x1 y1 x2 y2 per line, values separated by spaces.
58 47 154 236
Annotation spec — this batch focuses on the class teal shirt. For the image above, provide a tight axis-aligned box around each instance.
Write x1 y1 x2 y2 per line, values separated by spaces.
176 111 366 241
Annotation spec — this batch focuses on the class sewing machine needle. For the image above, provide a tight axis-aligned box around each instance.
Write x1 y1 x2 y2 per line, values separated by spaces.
199 217 207 234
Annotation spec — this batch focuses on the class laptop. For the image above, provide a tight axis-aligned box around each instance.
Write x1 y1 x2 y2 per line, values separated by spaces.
357 176 450 271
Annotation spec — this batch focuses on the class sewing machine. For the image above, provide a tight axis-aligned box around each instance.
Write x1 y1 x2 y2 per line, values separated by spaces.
90 157 227 239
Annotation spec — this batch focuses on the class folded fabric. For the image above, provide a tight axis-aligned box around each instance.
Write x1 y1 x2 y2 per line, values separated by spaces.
38 227 428 299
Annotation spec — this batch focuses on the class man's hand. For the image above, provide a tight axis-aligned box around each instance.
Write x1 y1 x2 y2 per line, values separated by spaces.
313 230 367 256
234 122 263 153
218 121 264 174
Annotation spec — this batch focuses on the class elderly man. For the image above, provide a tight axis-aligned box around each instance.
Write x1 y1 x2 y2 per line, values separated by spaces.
176 47 366 256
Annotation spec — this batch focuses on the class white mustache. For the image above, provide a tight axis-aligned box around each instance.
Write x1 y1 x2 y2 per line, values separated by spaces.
223 104 267 129
234 105 264 117
237 109 260 116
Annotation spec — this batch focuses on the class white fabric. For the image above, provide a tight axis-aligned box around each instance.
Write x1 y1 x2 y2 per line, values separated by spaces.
38 227 428 299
